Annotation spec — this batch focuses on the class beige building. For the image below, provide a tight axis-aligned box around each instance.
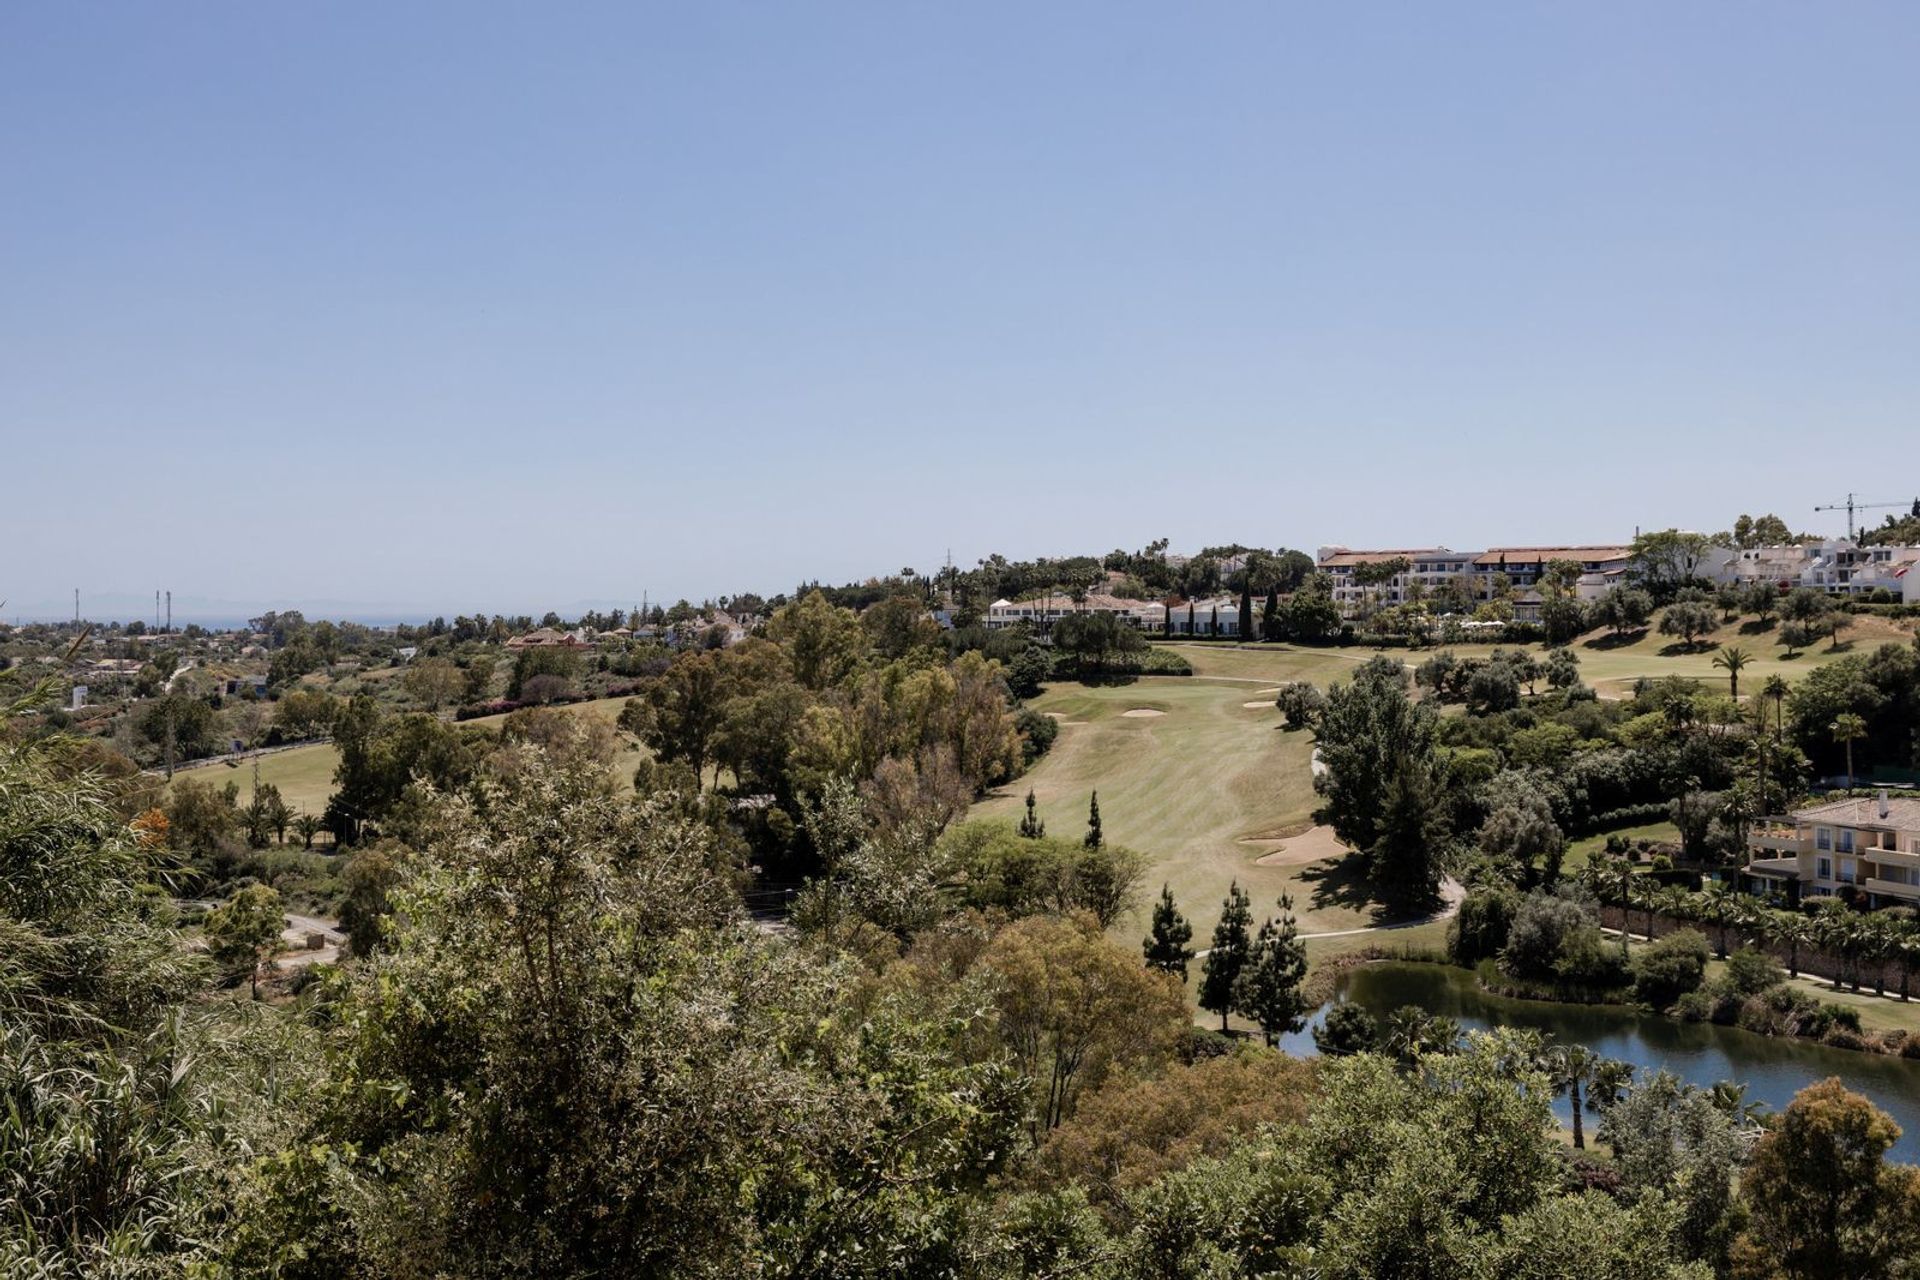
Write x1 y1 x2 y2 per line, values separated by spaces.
1747 793 1920 907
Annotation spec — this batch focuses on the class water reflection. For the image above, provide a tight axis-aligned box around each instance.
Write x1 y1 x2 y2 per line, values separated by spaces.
1277 963 1920 1162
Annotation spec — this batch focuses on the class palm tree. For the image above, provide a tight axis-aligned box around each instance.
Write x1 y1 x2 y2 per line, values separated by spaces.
1699 881 1742 959
1708 1081 1769 1132
1830 712 1867 787
1762 675 1790 744
1712 645 1752 702
1853 912 1896 997
1549 1043 1600 1149
1588 1058 1635 1114
1814 900 1862 991
1889 915 1920 1003
1768 911 1815 979
1656 884 1693 933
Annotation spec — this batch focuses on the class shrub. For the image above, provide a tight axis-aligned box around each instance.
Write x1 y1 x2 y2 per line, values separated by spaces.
1823 1025 1869 1052
1632 928 1710 1009
1447 885 1519 966
1723 945 1785 996
1501 893 1592 982
1016 706 1059 765
1900 1036 1920 1061
1274 682 1327 730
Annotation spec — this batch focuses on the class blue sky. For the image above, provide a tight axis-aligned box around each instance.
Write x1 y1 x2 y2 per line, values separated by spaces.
4 3 1916 620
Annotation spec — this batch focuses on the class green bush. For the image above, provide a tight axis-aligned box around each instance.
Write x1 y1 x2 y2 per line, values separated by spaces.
1723 945 1785 996
1447 885 1519 966
1632 928 1710 1009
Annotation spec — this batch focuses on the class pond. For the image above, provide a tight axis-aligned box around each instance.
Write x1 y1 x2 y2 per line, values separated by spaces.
1276 962 1920 1162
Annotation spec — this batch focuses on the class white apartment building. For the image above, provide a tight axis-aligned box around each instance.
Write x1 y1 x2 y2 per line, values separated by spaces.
1709 539 1920 601
1315 544 1632 617
985 593 1166 632
1315 548 1475 613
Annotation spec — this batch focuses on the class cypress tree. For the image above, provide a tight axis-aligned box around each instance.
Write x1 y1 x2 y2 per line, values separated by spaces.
1232 894 1310 1047
1083 791 1103 850
1018 788 1045 839
1198 882 1253 1032
1209 604 1219 637
1143 884 1195 981
1187 601 1195 635
1263 589 1280 641
1239 582 1254 639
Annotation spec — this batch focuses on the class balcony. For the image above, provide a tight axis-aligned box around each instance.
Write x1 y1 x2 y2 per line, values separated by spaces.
1748 832 1806 856
1746 856 1801 877
1864 878 1920 902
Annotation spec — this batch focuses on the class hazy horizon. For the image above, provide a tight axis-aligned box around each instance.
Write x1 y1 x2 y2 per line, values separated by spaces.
7 3 1917 615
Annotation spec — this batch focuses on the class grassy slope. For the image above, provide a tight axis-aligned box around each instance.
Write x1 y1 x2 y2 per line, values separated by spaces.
1438 610 1912 698
168 694 640 818
974 666 1380 948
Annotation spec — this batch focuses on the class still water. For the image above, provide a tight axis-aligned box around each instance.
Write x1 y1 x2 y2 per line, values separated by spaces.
1276 962 1920 1162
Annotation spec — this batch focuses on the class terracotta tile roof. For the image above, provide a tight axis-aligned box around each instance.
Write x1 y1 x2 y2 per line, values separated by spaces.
1473 546 1631 567
1792 796 1920 830
1317 548 1461 568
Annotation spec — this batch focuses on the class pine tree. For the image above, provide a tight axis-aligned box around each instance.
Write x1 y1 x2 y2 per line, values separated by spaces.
1018 789 1045 839
1083 791 1103 849
1198 881 1253 1031
1232 894 1310 1046
1142 883 1194 981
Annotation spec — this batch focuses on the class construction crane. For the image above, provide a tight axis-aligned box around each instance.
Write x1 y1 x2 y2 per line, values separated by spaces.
1814 493 1916 540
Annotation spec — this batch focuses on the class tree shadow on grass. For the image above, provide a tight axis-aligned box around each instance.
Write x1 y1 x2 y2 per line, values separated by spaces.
1582 630 1648 651
1738 618 1778 636
1294 853 1385 921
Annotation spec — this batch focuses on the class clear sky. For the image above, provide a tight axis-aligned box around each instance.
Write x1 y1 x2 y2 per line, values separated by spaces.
4 3 1917 621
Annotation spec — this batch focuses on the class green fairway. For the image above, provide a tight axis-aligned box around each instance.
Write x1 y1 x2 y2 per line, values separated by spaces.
972 676 1390 948
1158 642 1393 685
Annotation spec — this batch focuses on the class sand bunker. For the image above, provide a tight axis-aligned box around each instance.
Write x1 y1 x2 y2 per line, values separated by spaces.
1252 824 1354 867
1242 700 1276 709
1120 708 1165 718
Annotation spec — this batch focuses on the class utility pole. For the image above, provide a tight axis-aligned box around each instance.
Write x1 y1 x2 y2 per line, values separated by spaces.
165 590 171 633
155 590 161 632
73 588 79 625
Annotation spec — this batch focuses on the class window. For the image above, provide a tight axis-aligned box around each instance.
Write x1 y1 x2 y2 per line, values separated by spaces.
1816 828 1832 851
1817 858 1833 880
1839 830 1855 854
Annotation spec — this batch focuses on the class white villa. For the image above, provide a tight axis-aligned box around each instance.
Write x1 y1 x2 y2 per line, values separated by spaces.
1709 539 1920 601
1747 793 1920 907
985 593 1166 632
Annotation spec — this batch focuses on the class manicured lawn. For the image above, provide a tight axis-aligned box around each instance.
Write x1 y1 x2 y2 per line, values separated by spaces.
973 677 1394 947
1158 642 1397 687
167 694 644 820
1160 611 1913 702
1565 821 1681 873
171 743 343 818
1444 610 1912 699
1734 966 1920 1038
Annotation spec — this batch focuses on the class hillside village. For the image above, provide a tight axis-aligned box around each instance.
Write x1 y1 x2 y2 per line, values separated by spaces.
11 508 1920 1277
